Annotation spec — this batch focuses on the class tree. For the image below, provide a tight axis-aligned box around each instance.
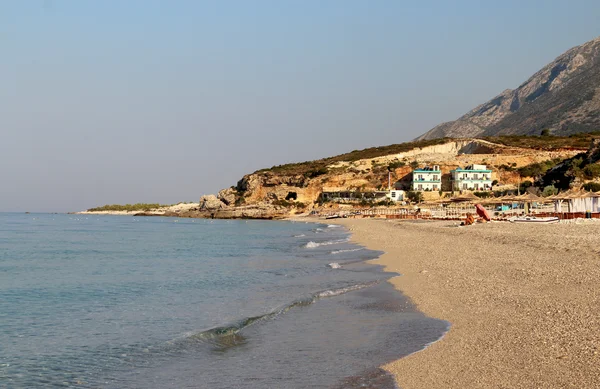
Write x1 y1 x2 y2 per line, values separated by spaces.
519 180 533 194
583 163 600 179
583 182 600 192
542 185 558 197
409 161 419 169
541 129 551 136
406 191 423 203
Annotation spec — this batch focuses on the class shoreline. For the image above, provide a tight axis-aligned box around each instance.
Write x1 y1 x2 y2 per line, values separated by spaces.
326 218 600 388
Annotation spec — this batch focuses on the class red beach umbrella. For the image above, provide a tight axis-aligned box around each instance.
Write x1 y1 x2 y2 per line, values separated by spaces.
475 203 491 221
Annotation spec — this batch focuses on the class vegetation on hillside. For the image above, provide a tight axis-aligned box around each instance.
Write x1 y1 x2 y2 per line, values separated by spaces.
515 158 564 178
255 138 451 176
255 134 594 177
87 203 169 212
483 132 599 150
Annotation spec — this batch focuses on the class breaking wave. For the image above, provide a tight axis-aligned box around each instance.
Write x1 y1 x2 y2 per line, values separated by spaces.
293 234 306 238
330 248 363 255
304 238 349 248
181 282 379 343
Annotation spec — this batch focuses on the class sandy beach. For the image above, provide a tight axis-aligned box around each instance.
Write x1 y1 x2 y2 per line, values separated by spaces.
330 218 600 388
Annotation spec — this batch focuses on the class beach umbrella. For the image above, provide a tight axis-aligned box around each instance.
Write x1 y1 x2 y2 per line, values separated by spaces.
515 192 544 202
450 192 481 202
475 204 491 221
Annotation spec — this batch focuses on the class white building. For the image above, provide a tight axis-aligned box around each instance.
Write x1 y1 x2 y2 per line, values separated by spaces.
451 164 493 191
412 165 442 191
387 190 405 202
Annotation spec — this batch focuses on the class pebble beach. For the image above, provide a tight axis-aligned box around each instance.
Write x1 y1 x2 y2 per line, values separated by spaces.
331 218 600 388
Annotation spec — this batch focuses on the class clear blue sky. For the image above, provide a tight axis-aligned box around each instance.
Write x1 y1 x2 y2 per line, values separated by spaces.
1 0 599 212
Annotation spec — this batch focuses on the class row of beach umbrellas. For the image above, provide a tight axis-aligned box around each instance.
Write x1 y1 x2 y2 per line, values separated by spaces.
423 189 600 205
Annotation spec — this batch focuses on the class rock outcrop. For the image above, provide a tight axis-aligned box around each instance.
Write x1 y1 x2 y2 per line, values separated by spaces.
217 188 237 206
417 36 600 140
199 195 228 211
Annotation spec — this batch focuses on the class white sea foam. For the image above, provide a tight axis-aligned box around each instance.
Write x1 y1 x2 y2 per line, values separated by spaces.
330 248 363 255
316 282 376 298
327 224 341 228
304 238 348 248
327 262 342 269
293 234 306 238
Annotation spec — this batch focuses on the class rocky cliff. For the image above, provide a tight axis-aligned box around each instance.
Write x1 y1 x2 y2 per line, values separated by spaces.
417 36 600 140
192 137 584 218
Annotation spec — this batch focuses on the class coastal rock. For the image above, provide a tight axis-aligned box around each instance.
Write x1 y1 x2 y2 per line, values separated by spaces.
266 192 279 201
217 188 237 206
199 195 227 211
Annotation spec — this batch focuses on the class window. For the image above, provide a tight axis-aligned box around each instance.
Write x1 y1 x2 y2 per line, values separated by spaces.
474 183 479 190
391 192 396 197
483 174 488 180
463 173 467 179
433 185 438 190
418 184 423 190
462 183 468 189
474 174 479 180
418 174 424 180
433 175 438 181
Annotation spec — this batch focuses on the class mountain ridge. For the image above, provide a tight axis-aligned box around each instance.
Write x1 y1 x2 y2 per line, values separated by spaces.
416 36 600 140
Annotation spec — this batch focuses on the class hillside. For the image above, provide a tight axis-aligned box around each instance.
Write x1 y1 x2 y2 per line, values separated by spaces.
417 36 600 140
81 135 599 218
193 135 588 218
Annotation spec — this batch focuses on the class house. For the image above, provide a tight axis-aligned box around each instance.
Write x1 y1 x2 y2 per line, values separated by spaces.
412 165 442 191
451 164 493 191
387 190 405 202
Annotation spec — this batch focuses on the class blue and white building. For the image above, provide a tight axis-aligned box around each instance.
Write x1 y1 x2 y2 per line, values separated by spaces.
451 164 493 191
412 165 442 191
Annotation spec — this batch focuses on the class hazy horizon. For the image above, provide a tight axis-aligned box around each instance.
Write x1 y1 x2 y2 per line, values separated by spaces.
2 1 600 212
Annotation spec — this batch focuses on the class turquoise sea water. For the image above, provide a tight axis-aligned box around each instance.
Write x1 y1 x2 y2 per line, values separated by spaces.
0 213 447 388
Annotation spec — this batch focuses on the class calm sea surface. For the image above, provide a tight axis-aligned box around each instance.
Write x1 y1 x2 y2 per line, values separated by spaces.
0 213 447 388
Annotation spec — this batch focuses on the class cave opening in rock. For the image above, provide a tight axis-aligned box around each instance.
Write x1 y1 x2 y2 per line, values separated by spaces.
285 192 298 201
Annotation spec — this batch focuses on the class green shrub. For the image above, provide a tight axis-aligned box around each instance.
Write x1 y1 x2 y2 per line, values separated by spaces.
498 164 515 171
542 185 558 197
409 161 419 169
517 159 561 178
304 168 328 178
583 163 600 179
387 161 406 170
406 191 423 203
87 203 166 212
519 181 533 193
582 182 600 192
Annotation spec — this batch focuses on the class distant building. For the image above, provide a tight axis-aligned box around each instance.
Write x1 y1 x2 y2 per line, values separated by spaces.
387 189 405 202
451 164 493 191
412 165 442 191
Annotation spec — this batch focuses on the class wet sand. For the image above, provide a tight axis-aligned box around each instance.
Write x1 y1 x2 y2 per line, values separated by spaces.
331 218 600 388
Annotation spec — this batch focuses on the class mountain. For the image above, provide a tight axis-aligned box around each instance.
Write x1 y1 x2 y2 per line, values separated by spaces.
416 36 600 140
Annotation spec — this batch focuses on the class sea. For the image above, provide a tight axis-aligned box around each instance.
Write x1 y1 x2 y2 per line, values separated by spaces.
0 213 448 388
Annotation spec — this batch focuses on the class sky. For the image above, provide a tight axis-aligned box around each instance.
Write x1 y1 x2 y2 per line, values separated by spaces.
1 1 600 212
